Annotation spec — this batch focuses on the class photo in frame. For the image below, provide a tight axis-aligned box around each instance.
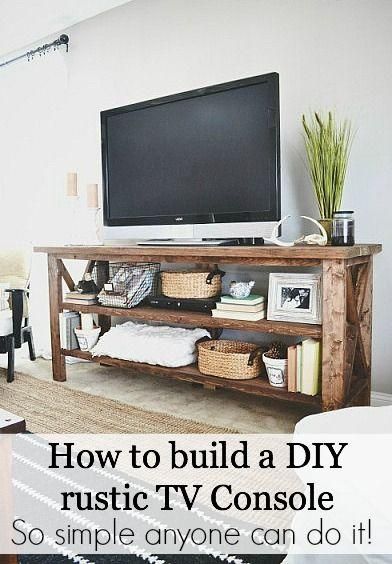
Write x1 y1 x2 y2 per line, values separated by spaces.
267 273 322 324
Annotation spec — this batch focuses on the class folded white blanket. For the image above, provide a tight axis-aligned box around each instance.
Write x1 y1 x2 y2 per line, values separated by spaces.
91 321 210 367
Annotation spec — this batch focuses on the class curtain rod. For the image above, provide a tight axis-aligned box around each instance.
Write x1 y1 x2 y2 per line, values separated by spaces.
0 34 69 69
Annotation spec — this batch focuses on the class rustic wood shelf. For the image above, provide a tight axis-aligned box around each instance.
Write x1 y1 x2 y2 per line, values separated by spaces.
35 243 382 412
62 302 322 338
35 244 381 263
61 347 322 408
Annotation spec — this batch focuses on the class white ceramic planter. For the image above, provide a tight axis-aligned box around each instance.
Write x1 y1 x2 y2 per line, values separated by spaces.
262 353 288 388
74 327 101 351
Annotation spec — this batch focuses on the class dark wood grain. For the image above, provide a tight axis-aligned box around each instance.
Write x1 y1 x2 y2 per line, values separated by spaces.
34 243 382 264
347 264 369 380
352 257 373 405
322 259 347 411
343 322 358 398
344 377 369 408
60 261 75 292
346 256 372 267
61 348 321 408
48 256 66 382
62 303 322 338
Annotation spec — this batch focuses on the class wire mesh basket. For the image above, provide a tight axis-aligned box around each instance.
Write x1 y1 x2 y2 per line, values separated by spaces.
93 262 160 309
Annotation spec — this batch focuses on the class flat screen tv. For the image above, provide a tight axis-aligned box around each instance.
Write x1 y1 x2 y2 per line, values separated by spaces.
101 72 280 242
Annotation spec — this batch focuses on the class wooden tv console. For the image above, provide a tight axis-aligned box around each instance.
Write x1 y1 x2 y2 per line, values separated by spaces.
35 244 381 412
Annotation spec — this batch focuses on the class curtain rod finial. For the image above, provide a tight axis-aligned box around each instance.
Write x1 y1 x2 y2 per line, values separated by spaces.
59 34 69 45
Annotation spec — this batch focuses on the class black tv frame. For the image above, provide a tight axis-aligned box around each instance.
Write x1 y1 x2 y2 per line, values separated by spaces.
101 72 280 228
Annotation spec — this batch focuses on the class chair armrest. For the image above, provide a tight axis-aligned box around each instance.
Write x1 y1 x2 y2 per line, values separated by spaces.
6 288 29 295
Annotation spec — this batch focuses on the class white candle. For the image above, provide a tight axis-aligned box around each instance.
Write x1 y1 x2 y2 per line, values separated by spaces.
66 172 78 197
87 183 99 209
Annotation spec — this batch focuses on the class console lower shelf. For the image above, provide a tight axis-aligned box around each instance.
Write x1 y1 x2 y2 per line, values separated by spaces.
61 347 322 408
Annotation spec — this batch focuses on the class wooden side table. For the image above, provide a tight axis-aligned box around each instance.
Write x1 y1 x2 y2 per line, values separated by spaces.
0 410 25 564
0 410 26 434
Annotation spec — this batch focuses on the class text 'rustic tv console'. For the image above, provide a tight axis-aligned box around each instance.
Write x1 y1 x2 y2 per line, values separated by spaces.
35 244 381 412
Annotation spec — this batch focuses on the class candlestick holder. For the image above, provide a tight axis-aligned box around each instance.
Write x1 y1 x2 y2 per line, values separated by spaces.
84 207 103 245
65 195 85 245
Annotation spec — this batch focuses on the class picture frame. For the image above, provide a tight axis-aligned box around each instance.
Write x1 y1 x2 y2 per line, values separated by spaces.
267 273 322 324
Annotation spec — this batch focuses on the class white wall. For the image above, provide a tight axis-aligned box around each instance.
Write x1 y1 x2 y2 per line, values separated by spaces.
1 0 391 391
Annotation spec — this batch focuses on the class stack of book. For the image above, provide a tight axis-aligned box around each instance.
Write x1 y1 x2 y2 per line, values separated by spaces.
287 338 321 396
212 294 265 321
59 311 80 349
64 291 98 305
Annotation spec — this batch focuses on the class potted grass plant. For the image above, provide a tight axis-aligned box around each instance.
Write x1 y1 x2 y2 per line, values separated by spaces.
302 111 353 240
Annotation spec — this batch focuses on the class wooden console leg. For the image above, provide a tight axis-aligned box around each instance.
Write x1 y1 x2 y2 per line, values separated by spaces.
322 259 347 411
48 256 66 382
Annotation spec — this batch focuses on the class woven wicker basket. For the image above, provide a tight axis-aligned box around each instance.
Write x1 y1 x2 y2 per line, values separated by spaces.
197 339 263 380
161 270 222 299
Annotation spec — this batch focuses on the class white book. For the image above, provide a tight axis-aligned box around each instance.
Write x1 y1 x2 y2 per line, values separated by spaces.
211 309 265 321
216 302 265 313
59 313 66 349
301 339 321 396
60 312 80 349
68 315 80 349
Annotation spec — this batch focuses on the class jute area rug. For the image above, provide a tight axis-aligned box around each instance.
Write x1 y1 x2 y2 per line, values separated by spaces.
0 371 235 434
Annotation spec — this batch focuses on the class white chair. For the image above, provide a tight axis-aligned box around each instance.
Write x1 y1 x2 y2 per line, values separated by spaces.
0 248 36 382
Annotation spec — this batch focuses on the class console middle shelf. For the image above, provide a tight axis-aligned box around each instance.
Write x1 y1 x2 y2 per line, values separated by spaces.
62 302 322 338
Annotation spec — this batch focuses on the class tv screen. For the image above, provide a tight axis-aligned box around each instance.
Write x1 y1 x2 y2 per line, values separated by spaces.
101 73 280 227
